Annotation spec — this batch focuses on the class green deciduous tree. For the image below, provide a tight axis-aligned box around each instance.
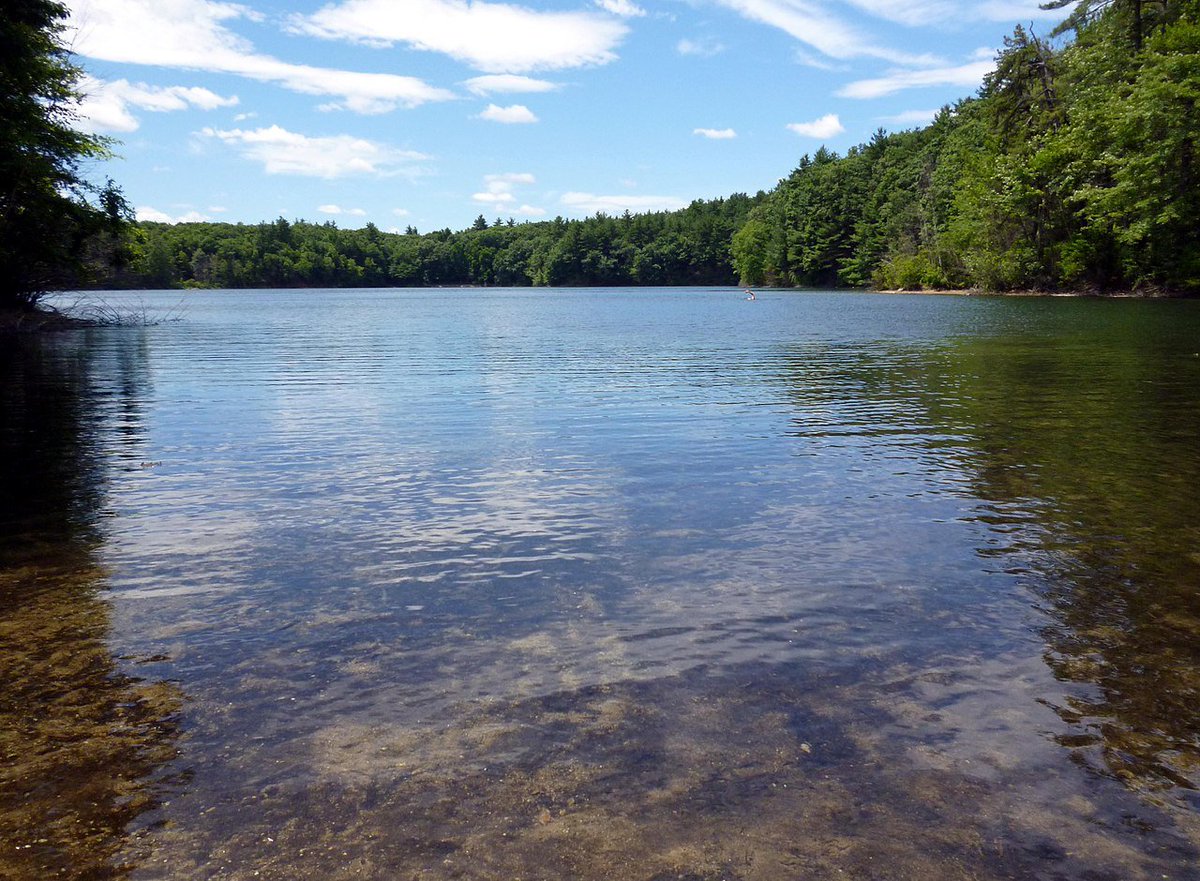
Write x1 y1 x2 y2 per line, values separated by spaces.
734 0 1199 294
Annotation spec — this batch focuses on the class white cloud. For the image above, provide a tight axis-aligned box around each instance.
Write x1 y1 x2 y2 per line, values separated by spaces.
488 172 537 186
68 0 454 114
793 50 847 71
292 0 628 73
135 206 211 223
844 0 957 26
595 0 646 17
462 74 560 96
477 103 539 124
234 111 257 121
77 91 138 133
516 204 546 216
473 172 535 205
561 192 687 214
977 0 1069 21
693 127 737 139
392 207 411 216
123 81 236 111
318 204 367 215
208 205 228 212
677 37 725 57
786 113 845 138
200 125 430 178
838 59 994 98
75 75 238 132
710 0 938 64
877 107 939 126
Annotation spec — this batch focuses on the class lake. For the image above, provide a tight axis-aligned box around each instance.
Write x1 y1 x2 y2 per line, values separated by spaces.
2 287 1199 880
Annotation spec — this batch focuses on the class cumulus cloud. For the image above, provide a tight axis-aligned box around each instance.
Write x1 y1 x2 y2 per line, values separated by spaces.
677 37 725 57
292 0 628 73
693 127 737 139
75 75 237 132
473 172 536 206
317 204 368 215
838 59 994 98
392 207 411 216
200 125 430 178
786 113 845 138
135 206 211 223
67 0 454 114
561 192 687 215
477 103 539 123
595 0 646 16
463 74 560 96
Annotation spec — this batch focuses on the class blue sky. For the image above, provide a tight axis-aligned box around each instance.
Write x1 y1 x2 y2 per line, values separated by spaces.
66 0 1069 232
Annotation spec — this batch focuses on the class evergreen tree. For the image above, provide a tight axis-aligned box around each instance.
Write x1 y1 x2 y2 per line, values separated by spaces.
0 0 130 309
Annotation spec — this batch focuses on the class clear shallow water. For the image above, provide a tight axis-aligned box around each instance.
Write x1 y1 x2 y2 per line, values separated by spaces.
3 288 1199 880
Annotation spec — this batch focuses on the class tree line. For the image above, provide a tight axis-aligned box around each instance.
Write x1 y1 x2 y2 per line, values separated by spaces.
95 196 761 290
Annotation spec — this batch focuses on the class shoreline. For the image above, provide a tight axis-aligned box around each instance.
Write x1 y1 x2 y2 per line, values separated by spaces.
0 305 93 334
867 287 1195 298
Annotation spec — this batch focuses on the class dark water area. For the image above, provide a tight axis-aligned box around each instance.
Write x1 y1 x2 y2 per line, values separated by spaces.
2 288 1199 880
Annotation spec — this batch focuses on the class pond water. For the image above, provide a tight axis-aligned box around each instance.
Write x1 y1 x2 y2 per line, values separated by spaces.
2 288 1199 880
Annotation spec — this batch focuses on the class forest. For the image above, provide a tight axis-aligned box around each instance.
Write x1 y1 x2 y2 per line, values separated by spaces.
102 196 761 290
14 0 1199 300
732 0 1200 293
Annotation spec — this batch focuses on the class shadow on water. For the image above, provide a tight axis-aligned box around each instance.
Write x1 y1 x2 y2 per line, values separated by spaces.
0 332 186 880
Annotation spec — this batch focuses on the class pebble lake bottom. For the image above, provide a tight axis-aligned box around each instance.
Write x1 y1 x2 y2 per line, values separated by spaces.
2 287 1199 880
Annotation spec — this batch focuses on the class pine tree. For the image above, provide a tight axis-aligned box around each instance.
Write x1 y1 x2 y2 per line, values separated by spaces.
0 0 129 309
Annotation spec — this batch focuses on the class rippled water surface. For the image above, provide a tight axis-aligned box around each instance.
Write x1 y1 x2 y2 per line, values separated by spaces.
3 288 1200 880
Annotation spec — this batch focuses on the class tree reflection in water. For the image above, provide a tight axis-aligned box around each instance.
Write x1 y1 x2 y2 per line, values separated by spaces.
778 299 1200 798
0 332 186 879
932 311 1200 797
